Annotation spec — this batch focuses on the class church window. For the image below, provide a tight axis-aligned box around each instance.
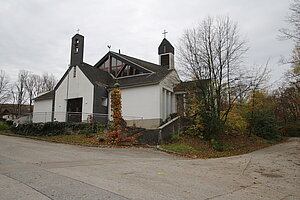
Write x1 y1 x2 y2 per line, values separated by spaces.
110 57 125 77
111 57 117 66
98 56 147 77
74 39 79 53
117 59 122 65
101 97 107 106
99 58 109 71
73 66 77 78
161 54 169 67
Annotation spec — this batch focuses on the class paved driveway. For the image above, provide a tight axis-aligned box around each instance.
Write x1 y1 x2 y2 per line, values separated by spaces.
0 135 299 200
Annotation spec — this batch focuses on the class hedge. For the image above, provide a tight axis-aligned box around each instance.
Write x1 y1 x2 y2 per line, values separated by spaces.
12 122 107 136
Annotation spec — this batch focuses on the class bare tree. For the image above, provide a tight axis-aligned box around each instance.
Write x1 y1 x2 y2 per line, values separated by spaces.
178 16 248 125
25 73 41 112
246 63 271 137
40 73 57 92
279 0 300 43
280 0 300 80
13 70 29 116
0 70 10 105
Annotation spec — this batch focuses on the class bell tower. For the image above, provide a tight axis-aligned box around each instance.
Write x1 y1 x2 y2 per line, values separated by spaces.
158 31 174 69
70 34 84 66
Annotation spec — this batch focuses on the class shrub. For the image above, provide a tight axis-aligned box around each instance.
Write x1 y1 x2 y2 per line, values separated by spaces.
210 139 224 152
12 122 107 136
171 134 182 141
0 121 10 132
245 92 281 141
98 136 106 142
224 107 248 135
6 120 14 126
282 121 300 137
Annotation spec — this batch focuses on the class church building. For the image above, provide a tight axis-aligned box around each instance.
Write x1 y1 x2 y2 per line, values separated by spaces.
33 33 181 129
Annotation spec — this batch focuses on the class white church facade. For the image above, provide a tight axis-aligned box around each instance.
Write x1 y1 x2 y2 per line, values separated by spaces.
33 34 181 129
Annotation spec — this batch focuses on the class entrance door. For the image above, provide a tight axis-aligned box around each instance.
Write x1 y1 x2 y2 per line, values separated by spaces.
67 98 83 122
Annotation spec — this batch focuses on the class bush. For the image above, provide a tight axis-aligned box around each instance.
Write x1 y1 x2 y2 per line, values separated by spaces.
282 121 300 137
6 120 14 126
224 107 248 135
171 133 182 141
210 139 224 152
251 114 281 141
12 122 107 136
0 121 10 132
245 92 281 141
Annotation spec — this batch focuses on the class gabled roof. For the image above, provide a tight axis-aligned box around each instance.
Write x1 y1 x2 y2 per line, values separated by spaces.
158 38 174 54
115 53 167 72
116 69 173 88
33 90 54 101
79 63 114 86
92 51 173 87
174 79 210 93
94 51 168 73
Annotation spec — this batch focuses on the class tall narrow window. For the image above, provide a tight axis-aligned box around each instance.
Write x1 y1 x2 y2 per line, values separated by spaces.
101 97 108 106
74 39 79 53
73 66 77 78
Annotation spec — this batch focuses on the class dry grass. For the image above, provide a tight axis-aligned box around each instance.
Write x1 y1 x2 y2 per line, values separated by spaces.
161 134 287 158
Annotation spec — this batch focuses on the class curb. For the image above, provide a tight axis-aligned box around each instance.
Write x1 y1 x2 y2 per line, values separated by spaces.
156 146 195 158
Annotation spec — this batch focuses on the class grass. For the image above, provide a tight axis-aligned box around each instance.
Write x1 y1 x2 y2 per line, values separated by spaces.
39 134 101 144
2 132 140 146
162 143 197 154
161 134 286 158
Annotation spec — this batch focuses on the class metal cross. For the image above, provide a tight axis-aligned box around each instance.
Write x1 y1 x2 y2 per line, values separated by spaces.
107 45 111 51
162 29 168 38
76 28 80 34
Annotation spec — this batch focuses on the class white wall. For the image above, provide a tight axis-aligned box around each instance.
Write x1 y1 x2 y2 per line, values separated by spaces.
108 84 160 120
108 71 181 127
33 99 53 123
54 66 94 122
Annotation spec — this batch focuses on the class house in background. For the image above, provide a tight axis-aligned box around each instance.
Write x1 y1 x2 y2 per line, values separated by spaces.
0 104 32 121
33 34 181 129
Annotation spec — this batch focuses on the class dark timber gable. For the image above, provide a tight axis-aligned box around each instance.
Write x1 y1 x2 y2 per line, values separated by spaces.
94 51 154 78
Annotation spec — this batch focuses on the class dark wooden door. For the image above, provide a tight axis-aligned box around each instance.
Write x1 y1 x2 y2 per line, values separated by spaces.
67 98 83 122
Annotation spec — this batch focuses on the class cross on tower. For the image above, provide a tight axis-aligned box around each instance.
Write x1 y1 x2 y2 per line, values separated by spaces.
76 28 80 34
162 29 168 38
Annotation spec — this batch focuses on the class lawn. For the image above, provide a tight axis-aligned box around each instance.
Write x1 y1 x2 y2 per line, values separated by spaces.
161 134 286 158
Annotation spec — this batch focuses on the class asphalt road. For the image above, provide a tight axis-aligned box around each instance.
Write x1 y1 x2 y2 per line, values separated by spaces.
0 135 299 200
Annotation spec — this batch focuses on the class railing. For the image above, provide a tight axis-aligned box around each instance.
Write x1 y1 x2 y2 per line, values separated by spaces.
137 116 183 145
14 112 144 127
157 116 181 144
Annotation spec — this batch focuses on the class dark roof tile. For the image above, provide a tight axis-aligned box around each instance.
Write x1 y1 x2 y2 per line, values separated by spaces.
79 63 114 86
34 90 54 101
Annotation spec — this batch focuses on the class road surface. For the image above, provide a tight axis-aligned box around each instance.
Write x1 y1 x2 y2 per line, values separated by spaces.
0 135 299 200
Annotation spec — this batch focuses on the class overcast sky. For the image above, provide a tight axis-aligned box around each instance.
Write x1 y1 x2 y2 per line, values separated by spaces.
0 0 294 88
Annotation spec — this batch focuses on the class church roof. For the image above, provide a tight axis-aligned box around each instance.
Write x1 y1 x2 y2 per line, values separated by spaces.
116 69 173 88
94 51 168 73
34 90 54 101
92 51 172 88
79 63 114 86
174 79 210 92
114 52 167 72
81 61 173 88
158 38 174 54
